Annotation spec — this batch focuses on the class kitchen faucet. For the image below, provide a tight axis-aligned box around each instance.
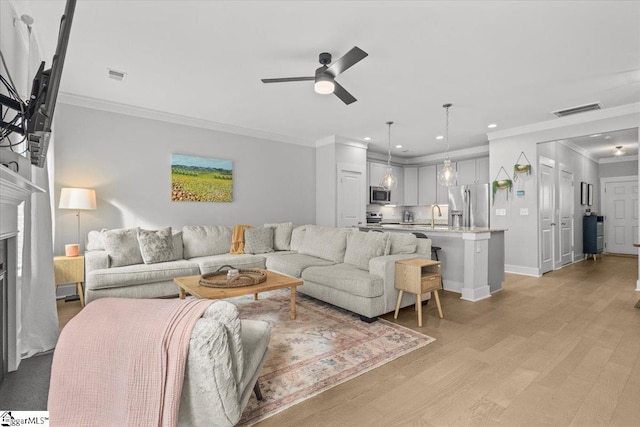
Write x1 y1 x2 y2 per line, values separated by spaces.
431 204 442 228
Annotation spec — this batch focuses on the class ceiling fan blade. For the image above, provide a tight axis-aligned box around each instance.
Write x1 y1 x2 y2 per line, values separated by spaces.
261 77 315 83
325 46 368 77
333 81 357 105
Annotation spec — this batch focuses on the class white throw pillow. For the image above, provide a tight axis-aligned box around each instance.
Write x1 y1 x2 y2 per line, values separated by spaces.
264 222 293 251
244 227 274 254
137 227 175 264
102 227 144 267
388 232 418 255
182 226 233 258
290 225 307 252
344 231 389 271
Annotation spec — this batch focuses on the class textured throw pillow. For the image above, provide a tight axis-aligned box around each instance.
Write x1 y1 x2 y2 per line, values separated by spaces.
86 229 107 251
299 225 348 262
182 226 233 258
264 222 293 251
290 225 307 252
102 228 144 267
388 232 418 255
344 231 389 270
244 227 274 254
137 227 175 264
172 231 184 260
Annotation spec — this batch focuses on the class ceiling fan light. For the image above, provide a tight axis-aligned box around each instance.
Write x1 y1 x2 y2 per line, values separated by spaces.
314 74 335 94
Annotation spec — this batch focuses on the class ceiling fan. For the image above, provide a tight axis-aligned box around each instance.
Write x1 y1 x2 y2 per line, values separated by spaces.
261 46 368 105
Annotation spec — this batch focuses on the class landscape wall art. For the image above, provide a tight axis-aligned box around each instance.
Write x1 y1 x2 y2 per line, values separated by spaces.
171 154 233 202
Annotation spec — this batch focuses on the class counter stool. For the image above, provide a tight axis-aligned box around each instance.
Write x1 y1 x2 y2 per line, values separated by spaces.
412 233 443 289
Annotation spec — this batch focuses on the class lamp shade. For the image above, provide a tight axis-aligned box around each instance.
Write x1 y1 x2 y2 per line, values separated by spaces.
59 188 97 210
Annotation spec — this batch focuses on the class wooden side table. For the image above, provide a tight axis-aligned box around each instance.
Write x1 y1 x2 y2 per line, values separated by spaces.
54 255 85 307
394 258 443 327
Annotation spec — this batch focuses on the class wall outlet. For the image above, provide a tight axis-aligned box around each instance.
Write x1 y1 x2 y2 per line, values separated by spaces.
496 209 506 216
520 208 529 216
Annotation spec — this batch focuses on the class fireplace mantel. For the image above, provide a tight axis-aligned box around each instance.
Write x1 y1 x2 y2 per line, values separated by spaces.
1 165 44 372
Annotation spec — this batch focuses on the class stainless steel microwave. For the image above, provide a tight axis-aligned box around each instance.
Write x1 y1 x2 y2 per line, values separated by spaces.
369 186 391 204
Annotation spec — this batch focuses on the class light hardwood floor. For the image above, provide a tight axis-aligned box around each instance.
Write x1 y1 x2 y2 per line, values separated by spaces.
57 255 640 426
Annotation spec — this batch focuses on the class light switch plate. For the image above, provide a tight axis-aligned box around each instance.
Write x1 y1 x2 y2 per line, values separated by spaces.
520 208 529 216
496 209 506 216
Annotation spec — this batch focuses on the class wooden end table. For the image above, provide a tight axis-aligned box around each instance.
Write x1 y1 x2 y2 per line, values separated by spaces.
174 269 303 320
394 258 443 327
54 255 85 307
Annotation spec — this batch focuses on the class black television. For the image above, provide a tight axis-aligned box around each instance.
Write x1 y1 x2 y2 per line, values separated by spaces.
0 0 76 168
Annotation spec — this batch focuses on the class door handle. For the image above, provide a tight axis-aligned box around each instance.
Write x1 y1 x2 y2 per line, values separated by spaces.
561 222 566 226
550 223 556 226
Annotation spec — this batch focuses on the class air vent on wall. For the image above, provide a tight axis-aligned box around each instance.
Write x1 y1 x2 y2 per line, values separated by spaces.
107 68 126 81
552 102 602 117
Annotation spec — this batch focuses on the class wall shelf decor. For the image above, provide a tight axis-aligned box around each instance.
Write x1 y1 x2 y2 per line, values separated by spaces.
513 151 532 181
492 166 513 205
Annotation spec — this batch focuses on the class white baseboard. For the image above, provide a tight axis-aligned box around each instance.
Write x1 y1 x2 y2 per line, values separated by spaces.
505 264 542 277
636 280 640 292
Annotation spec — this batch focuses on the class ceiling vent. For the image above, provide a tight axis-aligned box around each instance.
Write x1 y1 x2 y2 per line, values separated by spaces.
107 68 126 81
552 102 602 117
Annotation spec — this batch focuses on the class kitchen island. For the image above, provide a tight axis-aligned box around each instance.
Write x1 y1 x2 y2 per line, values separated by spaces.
359 224 505 302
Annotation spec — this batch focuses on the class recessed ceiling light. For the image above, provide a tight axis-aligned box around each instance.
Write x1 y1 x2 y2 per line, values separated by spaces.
395 144 402 148
604 135 612 140
436 135 444 140
614 146 625 156
589 133 602 138
487 123 498 129
363 137 371 141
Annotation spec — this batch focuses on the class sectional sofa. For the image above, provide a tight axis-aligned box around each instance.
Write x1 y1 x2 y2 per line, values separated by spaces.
84 223 432 320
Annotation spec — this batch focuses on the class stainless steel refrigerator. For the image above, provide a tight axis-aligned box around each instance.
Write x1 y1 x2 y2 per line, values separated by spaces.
448 183 490 228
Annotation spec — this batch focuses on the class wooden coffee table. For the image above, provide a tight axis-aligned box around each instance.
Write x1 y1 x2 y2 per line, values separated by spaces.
173 269 303 320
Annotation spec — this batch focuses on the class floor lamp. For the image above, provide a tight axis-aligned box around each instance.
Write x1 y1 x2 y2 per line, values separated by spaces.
59 188 97 256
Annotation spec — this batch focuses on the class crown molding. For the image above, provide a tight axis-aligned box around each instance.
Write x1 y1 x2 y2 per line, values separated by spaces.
488 103 640 140
315 135 368 149
599 154 638 164
558 140 598 163
57 92 316 147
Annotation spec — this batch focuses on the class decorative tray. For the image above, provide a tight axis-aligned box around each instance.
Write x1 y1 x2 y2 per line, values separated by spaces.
199 268 268 288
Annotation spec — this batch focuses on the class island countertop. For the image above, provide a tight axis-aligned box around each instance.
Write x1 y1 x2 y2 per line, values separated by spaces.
359 224 507 234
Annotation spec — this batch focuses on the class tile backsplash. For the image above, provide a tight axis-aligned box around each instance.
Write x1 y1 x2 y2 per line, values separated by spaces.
367 204 449 223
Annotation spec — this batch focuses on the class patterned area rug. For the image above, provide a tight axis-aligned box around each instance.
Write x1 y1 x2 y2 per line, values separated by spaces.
229 289 435 426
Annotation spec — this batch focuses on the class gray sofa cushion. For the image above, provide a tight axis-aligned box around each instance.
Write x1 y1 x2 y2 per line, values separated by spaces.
301 263 384 298
86 229 107 251
188 254 266 275
298 225 348 263
289 225 306 252
264 222 293 251
172 231 184 260
137 227 175 264
344 231 388 270
183 226 233 258
239 319 271 391
102 227 144 267
87 259 200 290
244 227 274 254
265 253 335 278
388 232 418 255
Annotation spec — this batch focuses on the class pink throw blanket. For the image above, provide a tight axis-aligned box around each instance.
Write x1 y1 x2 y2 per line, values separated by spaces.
48 298 213 427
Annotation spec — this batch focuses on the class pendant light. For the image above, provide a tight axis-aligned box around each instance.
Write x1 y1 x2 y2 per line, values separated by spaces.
380 121 398 191
437 103 458 186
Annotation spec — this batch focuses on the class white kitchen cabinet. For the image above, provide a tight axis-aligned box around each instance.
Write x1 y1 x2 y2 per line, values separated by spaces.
476 157 490 183
436 161 457 204
403 167 418 206
390 165 404 205
418 165 437 205
457 157 490 185
368 162 387 189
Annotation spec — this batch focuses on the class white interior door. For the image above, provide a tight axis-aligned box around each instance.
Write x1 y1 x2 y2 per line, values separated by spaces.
539 157 555 274
604 179 638 254
337 165 365 228
559 167 574 265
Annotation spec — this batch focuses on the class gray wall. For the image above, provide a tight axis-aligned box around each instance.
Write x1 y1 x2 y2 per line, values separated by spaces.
53 103 316 255
599 159 638 178
489 108 640 276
